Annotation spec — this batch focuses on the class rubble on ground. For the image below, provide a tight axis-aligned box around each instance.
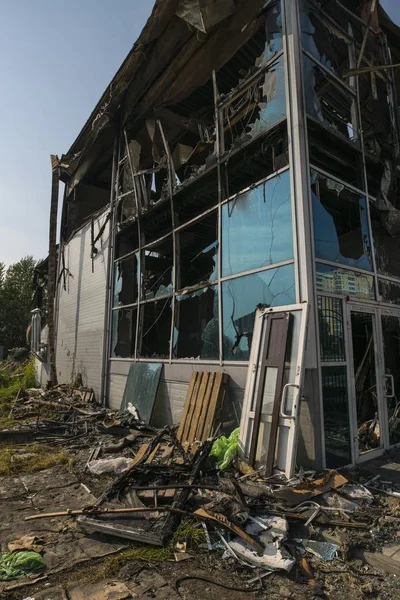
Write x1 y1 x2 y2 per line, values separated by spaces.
1 375 400 597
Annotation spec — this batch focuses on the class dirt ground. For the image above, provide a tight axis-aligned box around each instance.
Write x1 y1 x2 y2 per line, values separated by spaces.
1 452 400 600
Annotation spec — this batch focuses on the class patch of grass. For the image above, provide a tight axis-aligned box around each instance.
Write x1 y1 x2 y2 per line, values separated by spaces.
0 443 70 476
93 518 206 580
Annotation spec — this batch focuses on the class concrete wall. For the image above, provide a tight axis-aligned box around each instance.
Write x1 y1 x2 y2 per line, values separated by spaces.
108 361 247 427
55 209 110 400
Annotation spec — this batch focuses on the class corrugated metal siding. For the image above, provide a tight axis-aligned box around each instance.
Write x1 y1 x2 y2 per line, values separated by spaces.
55 210 110 400
108 361 247 425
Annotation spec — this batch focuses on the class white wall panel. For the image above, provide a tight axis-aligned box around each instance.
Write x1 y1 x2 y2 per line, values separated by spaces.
55 210 110 400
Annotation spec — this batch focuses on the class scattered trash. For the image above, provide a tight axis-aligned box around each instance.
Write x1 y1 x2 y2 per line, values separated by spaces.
211 428 239 471
87 457 134 475
0 551 45 581
301 540 338 561
7 536 43 553
340 483 374 504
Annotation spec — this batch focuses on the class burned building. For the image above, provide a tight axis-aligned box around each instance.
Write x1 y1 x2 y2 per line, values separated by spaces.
36 0 400 472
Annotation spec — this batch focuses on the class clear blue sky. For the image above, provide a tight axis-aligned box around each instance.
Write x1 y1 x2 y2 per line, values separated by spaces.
0 0 399 266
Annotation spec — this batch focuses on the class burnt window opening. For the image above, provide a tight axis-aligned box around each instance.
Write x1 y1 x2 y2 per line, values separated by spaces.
174 167 219 225
173 286 219 360
370 202 400 279
301 0 351 76
359 68 393 159
177 212 218 290
221 121 289 200
113 253 139 307
115 222 139 260
379 279 400 305
312 170 372 271
304 54 358 143
111 307 137 359
142 236 174 300
138 299 172 359
308 118 363 189
219 54 286 155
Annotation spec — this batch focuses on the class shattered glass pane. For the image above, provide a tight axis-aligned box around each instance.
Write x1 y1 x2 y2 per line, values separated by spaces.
178 212 218 290
142 236 174 300
111 307 137 359
312 170 372 271
257 0 283 67
221 54 286 153
322 366 352 468
304 55 358 142
318 296 346 362
315 263 375 300
173 286 219 360
222 264 296 361
138 298 172 359
370 203 400 279
113 253 139 307
222 170 293 277
379 279 400 305
301 0 350 76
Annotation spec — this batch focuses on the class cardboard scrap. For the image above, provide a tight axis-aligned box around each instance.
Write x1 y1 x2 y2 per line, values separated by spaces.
7 535 43 553
274 471 348 506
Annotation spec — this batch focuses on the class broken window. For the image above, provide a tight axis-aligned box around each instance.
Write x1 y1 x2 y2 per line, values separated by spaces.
301 0 350 76
177 212 218 290
304 55 358 143
318 296 346 362
312 171 372 271
111 307 137 359
142 236 174 300
322 366 352 468
315 263 375 300
115 222 139 259
379 279 400 305
113 253 139 307
173 286 219 360
219 54 286 154
222 170 292 277
138 298 172 359
370 203 400 279
222 264 296 361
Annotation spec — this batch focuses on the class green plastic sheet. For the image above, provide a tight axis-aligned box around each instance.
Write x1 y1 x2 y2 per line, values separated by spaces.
0 550 45 581
211 428 239 471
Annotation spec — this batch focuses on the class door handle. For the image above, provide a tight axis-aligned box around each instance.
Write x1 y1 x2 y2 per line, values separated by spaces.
280 383 300 419
384 374 395 398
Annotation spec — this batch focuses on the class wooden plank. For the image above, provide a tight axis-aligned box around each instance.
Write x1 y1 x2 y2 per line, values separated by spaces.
145 443 161 465
180 372 202 443
177 372 198 442
187 373 210 444
195 372 215 441
202 372 225 440
131 443 150 467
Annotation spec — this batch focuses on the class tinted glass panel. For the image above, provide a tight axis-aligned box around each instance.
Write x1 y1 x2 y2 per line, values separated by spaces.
113 254 139 307
222 264 296 361
222 171 293 277
312 171 372 271
316 263 375 300
138 299 172 359
381 315 400 446
142 236 174 300
322 366 352 468
173 286 219 360
111 307 137 359
318 296 345 362
178 212 218 290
